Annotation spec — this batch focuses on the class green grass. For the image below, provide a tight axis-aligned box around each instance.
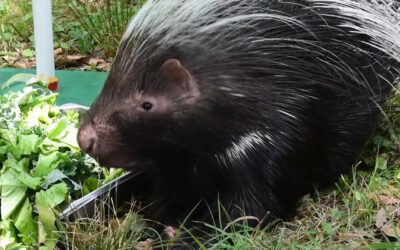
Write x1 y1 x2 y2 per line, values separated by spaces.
0 0 33 55
0 0 143 66
60 206 158 249
68 0 145 57
0 0 88 55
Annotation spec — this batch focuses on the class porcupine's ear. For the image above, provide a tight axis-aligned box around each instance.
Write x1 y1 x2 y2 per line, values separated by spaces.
160 59 199 101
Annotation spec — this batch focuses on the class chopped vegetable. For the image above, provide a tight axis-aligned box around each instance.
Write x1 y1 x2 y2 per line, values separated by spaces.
0 79 123 248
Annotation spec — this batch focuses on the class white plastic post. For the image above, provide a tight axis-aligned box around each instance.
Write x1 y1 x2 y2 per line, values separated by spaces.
32 0 55 79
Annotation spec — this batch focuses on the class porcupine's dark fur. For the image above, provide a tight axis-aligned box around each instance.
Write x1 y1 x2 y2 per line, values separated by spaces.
78 0 400 238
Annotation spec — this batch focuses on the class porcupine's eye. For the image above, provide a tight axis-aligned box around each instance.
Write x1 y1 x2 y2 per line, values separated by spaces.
141 102 153 111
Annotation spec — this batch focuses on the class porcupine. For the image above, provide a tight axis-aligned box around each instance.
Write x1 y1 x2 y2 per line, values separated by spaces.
77 0 400 241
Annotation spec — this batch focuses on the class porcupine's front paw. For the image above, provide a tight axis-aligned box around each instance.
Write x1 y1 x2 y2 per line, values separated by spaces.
163 226 178 240
161 226 199 250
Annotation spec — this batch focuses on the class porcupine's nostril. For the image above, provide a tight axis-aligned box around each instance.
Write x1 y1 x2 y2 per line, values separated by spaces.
77 122 98 155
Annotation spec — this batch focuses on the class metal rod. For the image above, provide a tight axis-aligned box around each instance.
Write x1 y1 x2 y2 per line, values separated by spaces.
32 0 55 79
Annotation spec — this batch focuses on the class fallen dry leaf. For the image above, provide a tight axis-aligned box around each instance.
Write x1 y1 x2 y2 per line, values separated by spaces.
56 54 64 62
376 208 387 229
84 57 101 66
381 223 400 238
375 207 400 238
13 63 27 69
66 54 86 63
2 55 17 64
339 230 374 241
13 59 33 69
96 62 112 71
378 195 400 205
54 48 63 56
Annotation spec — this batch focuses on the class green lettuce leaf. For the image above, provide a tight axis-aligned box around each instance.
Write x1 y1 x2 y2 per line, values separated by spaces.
0 169 27 220
42 169 81 191
12 198 36 245
48 119 67 140
0 129 17 145
36 182 68 250
0 220 26 250
2 159 41 190
18 134 40 155
33 152 64 177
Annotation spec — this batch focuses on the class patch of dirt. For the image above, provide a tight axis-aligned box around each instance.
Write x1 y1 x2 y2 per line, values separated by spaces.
1 47 112 72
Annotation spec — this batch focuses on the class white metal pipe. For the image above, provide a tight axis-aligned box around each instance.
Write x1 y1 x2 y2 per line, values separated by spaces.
32 0 55 79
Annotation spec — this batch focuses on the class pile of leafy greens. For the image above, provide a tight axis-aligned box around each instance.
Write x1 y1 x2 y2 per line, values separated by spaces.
0 80 121 249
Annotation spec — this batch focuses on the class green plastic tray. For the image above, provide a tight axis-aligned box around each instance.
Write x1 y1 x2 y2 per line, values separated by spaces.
0 68 108 106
